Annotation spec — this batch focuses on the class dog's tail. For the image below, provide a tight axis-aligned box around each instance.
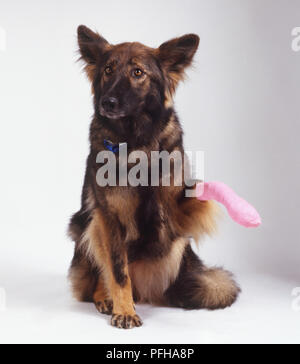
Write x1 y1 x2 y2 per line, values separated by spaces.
164 246 240 310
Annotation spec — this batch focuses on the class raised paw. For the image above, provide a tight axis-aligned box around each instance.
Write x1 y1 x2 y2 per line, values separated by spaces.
95 299 113 315
111 313 143 329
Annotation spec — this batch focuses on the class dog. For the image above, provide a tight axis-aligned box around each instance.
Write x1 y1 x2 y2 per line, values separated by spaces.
68 25 240 329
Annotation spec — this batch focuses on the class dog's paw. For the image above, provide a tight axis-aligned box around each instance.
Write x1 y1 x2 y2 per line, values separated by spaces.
111 313 143 329
95 299 113 315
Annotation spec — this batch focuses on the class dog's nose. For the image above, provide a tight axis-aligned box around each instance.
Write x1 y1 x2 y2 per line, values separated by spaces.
102 97 119 112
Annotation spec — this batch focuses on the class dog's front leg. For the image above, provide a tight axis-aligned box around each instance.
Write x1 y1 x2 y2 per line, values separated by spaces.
92 209 142 329
108 251 142 329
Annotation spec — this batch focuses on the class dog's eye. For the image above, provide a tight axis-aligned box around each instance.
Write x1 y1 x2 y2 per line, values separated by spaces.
133 69 144 78
105 66 113 75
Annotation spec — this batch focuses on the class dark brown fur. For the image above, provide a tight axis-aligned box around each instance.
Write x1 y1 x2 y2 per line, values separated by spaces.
68 25 240 329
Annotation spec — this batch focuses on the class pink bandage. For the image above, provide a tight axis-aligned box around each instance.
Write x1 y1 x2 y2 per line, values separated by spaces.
196 181 261 228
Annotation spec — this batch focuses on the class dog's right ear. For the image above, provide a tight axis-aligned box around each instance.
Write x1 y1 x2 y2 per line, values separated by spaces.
77 25 110 79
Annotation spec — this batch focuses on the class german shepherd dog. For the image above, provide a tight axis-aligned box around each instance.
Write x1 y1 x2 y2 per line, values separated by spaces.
68 25 240 329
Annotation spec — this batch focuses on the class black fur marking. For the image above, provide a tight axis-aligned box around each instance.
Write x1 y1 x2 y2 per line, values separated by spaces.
127 187 167 262
111 249 128 287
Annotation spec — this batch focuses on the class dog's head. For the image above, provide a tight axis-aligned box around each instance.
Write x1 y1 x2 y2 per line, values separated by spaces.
77 25 199 141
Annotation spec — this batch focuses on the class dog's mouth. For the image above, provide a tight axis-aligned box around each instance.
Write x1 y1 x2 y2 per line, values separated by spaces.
99 107 127 120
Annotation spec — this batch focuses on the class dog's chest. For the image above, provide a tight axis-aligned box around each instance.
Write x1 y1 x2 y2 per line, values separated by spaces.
130 189 178 262
106 187 176 261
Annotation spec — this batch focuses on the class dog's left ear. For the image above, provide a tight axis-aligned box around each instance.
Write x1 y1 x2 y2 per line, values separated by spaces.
157 34 200 93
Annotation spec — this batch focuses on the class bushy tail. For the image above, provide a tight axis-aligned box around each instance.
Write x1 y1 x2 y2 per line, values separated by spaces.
164 246 240 310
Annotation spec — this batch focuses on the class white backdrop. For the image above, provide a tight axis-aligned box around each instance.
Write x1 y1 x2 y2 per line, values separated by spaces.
0 0 299 344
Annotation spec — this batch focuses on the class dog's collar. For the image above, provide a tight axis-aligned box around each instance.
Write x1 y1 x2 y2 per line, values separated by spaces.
104 139 127 154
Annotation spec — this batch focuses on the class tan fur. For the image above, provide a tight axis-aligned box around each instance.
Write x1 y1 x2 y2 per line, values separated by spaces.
197 267 240 309
78 217 99 265
159 116 182 149
85 186 96 212
106 189 140 242
79 209 110 272
160 114 176 137
93 277 110 303
164 89 174 108
168 71 185 95
109 269 136 316
129 237 188 304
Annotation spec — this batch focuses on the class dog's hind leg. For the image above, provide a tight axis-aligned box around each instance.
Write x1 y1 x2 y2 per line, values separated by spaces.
68 249 99 303
164 245 240 310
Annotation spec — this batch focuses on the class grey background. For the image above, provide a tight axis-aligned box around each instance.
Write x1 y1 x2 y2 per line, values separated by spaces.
0 0 299 342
